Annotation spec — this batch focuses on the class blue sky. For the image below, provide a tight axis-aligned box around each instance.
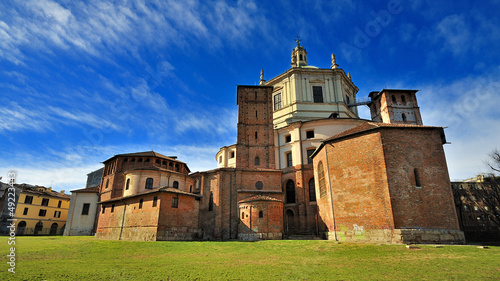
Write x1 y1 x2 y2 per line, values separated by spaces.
1 0 499 191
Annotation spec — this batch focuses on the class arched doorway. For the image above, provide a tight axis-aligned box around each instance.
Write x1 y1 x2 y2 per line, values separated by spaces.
50 223 58 235
34 221 43 235
17 221 26 235
285 209 296 235
285 180 295 204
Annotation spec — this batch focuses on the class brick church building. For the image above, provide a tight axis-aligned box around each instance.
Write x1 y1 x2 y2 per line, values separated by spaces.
95 41 464 244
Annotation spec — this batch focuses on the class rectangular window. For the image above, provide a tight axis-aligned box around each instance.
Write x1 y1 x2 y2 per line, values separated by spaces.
23 208 29 215
41 198 49 206
313 86 323 103
274 93 282 111
139 199 143 209
306 130 315 139
286 152 293 167
145 178 154 189
24 195 33 204
306 149 315 164
54 211 61 218
285 135 291 143
82 203 90 215
153 196 158 207
39 209 47 217
172 197 179 208
58 200 62 208
102 206 106 214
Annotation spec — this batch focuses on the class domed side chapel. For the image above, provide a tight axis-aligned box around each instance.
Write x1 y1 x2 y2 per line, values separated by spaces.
93 41 464 244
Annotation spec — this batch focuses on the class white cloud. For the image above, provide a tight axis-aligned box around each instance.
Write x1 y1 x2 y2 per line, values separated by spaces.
435 14 471 57
0 0 272 64
418 70 500 180
0 142 224 192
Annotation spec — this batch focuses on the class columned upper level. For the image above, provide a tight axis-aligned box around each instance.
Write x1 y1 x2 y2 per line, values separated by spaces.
265 44 360 129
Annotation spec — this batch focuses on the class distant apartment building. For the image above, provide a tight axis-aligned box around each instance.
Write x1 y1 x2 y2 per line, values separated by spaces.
452 175 500 241
0 183 70 235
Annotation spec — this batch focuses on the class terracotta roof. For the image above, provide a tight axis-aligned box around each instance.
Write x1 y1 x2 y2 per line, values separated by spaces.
368 89 419 99
323 122 442 143
238 195 283 204
16 184 71 199
103 151 180 163
71 186 100 193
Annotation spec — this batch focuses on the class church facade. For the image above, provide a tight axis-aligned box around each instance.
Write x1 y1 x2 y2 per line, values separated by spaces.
94 42 464 243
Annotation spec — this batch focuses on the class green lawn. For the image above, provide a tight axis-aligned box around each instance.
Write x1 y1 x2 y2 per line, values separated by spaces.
1 236 499 280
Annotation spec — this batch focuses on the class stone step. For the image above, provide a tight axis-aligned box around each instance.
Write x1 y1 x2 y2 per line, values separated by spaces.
287 235 324 240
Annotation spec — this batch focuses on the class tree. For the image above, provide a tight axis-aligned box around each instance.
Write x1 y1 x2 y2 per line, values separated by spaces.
465 149 500 228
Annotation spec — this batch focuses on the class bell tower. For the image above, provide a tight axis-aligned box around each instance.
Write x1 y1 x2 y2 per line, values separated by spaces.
291 36 308 68
235 85 276 169
369 89 423 125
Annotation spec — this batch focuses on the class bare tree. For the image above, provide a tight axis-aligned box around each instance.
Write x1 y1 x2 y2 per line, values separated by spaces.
466 149 500 228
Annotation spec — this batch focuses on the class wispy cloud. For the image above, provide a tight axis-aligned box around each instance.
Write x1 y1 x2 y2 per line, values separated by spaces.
419 70 500 180
0 0 273 64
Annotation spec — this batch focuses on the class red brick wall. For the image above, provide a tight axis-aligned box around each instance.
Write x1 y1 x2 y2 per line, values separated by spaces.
96 193 160 240
236 86 275 169
239 200 283 239
321 132 395 232
381 128 459 230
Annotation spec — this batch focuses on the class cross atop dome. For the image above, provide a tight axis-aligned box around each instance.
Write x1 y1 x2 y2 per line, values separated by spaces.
291 37 308 68
294 35 301 47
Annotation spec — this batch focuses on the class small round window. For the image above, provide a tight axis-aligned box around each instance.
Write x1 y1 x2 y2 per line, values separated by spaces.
255 181 263 190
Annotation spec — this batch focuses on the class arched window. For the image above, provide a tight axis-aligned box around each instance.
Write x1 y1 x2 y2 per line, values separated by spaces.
391 95 396 103
173 181 179 189
123 158 128 162
145 178 153 189
286 180 296 204
131 158 136 162
254 156 260 166
175 164 180 172
138 158 143 162
145 158 150 163
259 211 263 218
401 95 406 103
308 178 316 202
50 223 58 235
34 221 43 235
155 159 161 164
318 161 326 198
125 178 130 190
402 113 407 122
209 192 214 211
17 221 26 235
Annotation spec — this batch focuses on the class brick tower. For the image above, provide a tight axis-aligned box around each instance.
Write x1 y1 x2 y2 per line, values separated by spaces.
369 89 423 125
235 85 276 169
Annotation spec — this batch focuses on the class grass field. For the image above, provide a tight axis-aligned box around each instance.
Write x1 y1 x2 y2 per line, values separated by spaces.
1 236 499 280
